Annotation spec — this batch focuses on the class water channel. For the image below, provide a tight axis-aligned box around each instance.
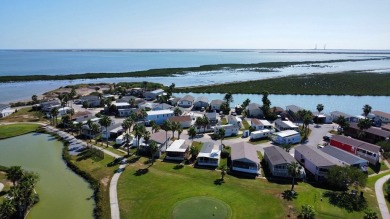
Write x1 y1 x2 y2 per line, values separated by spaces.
0 133 94 219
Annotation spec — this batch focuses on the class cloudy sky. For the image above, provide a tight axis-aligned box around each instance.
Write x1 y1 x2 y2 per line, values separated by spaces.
1 0 389 49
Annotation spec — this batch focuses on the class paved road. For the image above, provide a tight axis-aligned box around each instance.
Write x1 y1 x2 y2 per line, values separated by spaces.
110 162 127 219
375 174 390 219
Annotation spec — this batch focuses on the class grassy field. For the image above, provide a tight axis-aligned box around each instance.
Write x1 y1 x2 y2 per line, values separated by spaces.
0 107 48 123
0 123 40 139
68 151 120 219
0 58 385 83
176 72 390 96
117 156 380 219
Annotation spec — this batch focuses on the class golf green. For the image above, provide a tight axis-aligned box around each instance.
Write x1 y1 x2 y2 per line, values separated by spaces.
172 196 232 219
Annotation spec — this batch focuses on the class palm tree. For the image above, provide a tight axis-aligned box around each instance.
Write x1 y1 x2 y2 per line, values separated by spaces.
143 131 151 148
149 141 158 165
195 117 203 133
242 98 251 108
220 164 227 181
223 92 233 104
261 91 271 118
129 98 136 108
134 124 146 154
189 146 199 161
287 161 301 191
303 111 313 136
177 126 183 139
152 123 160 133
0 199 16 219
61 114 71 127
202 115 210 133
50 107 59 126
171 121 181 138
122 118 132 134
188 126 197 142
87 119 93 142
218 128 225 146
174 107 182 116
124 133 132 156
300 204 316 219
138 109 148 122
363 104 372 118
31 95 38 104
335 116 349 134
99 115 112 147
76 122 83 137
357 118 372 139
90 123 101 147
316 104 324 115
6 166 23 186
161 120 172 149
82 101 89 110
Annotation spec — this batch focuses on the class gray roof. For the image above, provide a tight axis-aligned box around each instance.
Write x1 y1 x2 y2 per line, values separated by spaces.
331 135 381 153
321 146 368 165
40 99 60 106
117 96 136 103
230 142 260 163
180 95 195 102
295 145 339 167
195 96 209 103
330 111 352 118
210 99 224 105
200 142 215 154
264 146 295 166
349 123 390 138
286 105 304 113
80 95 99 101
246 103 261 111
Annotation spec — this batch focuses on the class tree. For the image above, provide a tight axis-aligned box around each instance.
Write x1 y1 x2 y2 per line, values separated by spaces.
195 117 203 132
357 118 372 139
90 123 101 146
6 166 23 186
87 119 93 142
61 114 71 127
281 143 293 152
363 209 378 219
188 126 197 142
129 98 136 108
149 141 158 165
177 126 183 139
124 133 132 156
335 116 349 134
99 115 112 147
242 98 251 108
190 146 199 160
261 91 271 118
82 101 89 110
316 104 324 115
134 124 146 154
218 128 225 146
223 92 233 104
31 95 38 104
171 121 180 138
300 204 316 219
76 122 83 137
363 104 372 118
174 107 182 116
220 165 227 181
220 102 230 115
143 131 151 148
138 109 148 122
287 162 301 191
302 110 313 137
50 107 59 126
161 120 172 149
0 199 16 219
152 123 160 134
122 118 133 134
326 166 367 190
202 114 210 133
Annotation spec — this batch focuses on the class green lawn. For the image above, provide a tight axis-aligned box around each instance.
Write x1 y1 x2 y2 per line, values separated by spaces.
0 107 48 123
69 151 120 219
248 138 271 145
117 156 379 219
367 161 389 175
0 123 40 139
241 119 250 130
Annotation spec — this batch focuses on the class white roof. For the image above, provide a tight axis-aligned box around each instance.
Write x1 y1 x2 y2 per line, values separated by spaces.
259 120 272 126
116 135 124 140
252 129 272 134
198 145 221 158
275 130 299 137
115 102 130 107
147 110 174 116
283 120 298 128
166 139 188 152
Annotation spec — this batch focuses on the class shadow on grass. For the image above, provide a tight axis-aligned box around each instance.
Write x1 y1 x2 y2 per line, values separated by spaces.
323 191 367 212
228 171 257 179
214 178 225 185
127 156 141 164
282 190 298 201
369 163 381 174
173 164 184 170
134 168 149 176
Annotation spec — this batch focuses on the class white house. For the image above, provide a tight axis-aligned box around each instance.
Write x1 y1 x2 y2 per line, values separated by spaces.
295 145 341 181
40 99 61 112
372 111 390 124
274 119 299 132
178 95 195 108
330 111 356 123
272 130 301 145
143 89 164 100
210 99 224 111
250 129 272 140
46 107 72 118
246 103 263 118
197 142 221 167
193 96 209 109
251 119 273 130
146 110 174 125
227 115 242 128
165 139 189 161
206 111 218 124
214 124 239 137
140 102 172 111
0 104 14 118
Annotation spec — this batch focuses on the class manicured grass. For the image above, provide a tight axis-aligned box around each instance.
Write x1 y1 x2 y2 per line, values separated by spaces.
0 107 48 123
367 162 389 175
177 72 390 96
221 118 227 125
248 138 271 145
69 151 120 219
91 141 126 156
172 196 231 219
0 123 40 139
241 119 250 130
117 156 379 219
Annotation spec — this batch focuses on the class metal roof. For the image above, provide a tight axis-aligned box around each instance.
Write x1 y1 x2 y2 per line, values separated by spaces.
331 135 380 153
295 145 339 167
230 142 260 164
264 146 295 166
321 146 368 165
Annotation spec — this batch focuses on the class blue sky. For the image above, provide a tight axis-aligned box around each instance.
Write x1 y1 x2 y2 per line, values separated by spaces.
1 0 389 49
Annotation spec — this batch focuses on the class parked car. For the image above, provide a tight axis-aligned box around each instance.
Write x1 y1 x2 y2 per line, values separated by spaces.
323 136 330 142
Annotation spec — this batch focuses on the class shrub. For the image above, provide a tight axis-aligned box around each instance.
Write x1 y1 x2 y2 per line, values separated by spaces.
221 149 230 159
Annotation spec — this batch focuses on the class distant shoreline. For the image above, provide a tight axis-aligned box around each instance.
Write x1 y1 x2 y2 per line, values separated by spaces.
0 57 389 83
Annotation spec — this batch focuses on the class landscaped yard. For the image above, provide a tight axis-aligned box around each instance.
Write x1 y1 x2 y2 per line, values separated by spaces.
117 156 380 218
0 123 40 139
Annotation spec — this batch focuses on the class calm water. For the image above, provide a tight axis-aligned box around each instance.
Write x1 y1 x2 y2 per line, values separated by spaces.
175 93 390 116
1 49 390 103
0 133 94 219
